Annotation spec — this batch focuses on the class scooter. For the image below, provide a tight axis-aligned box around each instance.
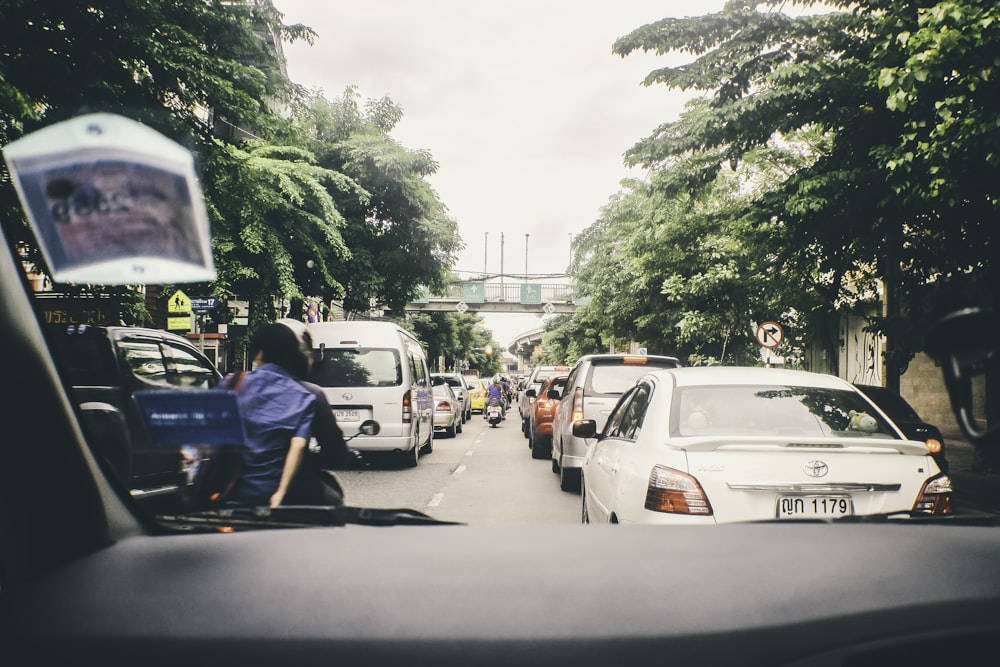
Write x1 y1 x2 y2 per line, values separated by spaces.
486 399 503 427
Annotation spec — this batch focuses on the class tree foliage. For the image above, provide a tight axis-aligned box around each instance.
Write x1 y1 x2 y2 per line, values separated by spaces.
565 0 996 372
0 1 463 344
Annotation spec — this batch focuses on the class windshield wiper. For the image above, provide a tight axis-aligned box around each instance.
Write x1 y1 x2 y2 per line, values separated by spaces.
156 504 463 532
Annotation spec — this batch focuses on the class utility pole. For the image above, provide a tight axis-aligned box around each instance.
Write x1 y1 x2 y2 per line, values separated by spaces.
484 231 488 275
500 231 505 294
525 233 529 277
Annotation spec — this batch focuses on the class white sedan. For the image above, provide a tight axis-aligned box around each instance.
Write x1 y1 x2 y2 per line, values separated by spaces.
579 366 953 524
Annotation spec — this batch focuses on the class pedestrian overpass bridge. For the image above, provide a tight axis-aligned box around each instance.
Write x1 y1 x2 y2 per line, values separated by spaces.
405 281 586 315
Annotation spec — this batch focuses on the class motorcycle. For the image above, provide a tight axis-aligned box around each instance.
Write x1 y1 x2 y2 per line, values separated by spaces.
486 399 503 427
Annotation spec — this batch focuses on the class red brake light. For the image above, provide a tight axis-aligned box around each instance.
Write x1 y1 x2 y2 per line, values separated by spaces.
644 465 713 515
402 391 412 424
912 475 953 515
622 355 648 365
571 386 584 421
925 438 943 454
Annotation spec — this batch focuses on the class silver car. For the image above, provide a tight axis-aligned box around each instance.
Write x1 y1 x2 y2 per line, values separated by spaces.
432 372 472 422
550 353 680 492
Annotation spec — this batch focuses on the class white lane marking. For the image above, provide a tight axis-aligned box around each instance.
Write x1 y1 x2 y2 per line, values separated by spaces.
428 492 445 507
453 465 466 475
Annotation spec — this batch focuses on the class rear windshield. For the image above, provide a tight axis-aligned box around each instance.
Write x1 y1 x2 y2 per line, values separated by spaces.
671 385 899 439
310 348 402 388
586 360 677 395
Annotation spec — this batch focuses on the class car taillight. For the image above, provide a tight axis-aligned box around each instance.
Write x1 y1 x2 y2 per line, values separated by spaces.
571 386 584 421
925 437 943 454
402 390 412 424
644 465 713 515
435 401 451 412
912 475 953 515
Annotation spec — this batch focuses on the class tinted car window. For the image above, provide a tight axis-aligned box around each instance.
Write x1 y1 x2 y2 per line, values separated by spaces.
311 348 402 387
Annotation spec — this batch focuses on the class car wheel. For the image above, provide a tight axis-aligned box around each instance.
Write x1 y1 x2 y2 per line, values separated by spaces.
560 462 580 493
581 477 590 524
522 418 529 438
445 423 456 437
531 434 552 459
456 418 463 435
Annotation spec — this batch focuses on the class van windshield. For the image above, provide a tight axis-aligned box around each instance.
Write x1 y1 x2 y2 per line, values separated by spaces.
311 348 402 388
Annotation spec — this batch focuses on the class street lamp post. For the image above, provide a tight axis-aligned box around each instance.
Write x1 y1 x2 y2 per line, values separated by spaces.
525 233 529 277
484 231 488 275
500 232 505 295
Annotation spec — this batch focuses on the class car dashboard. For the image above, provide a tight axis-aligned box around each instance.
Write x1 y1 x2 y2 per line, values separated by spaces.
3 520 999 666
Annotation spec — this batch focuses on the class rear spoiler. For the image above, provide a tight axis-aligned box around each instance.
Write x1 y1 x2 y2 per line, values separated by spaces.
669 435 930 456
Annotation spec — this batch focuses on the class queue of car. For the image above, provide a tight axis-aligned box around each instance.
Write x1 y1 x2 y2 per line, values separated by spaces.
513 354 954 524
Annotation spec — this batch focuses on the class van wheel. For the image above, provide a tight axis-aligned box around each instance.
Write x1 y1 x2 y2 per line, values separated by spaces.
403 436 421 467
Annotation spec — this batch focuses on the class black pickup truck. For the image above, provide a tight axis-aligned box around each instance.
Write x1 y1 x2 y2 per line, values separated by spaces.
46 325 223 510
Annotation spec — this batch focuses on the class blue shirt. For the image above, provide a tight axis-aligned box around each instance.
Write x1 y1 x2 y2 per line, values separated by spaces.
487 384 503 401
229 363 317 505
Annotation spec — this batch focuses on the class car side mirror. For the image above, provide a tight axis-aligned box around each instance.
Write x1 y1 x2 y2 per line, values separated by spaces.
925 306 999 446
572 420 598 439
547 389 561 400
525 389 536 398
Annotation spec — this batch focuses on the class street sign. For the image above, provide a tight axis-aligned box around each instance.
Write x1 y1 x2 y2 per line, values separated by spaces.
167 315 192 331
543 302 556 315
456 301 469 314
755 321 784 348
462 282 485 304
520 284 541 305
190 297 218 313
168 289 190 314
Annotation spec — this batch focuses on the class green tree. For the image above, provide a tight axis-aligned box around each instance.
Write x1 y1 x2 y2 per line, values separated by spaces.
287 89 463 315
605 0 996 377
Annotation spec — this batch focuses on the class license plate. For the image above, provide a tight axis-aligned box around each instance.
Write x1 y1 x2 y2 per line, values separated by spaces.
335 409 360 422
777 495 852 519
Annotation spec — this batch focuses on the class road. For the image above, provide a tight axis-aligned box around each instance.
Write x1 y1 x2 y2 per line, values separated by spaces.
337 413 581 524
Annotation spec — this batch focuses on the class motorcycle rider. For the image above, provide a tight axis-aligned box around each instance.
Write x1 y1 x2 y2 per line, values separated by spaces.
485 377 506 420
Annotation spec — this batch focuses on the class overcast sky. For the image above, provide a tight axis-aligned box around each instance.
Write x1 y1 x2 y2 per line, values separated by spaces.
273 0 728 345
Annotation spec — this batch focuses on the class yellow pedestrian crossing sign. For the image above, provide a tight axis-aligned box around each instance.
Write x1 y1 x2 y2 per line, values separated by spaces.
168 289 191 314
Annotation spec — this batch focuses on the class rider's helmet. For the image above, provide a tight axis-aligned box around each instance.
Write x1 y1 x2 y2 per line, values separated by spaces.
276 318 312 357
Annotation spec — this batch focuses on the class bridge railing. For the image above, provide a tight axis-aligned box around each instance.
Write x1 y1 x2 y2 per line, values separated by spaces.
426 282 577 303
407 281 587 313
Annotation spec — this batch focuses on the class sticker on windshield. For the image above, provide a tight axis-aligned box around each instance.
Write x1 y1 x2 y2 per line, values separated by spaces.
2 113 215 285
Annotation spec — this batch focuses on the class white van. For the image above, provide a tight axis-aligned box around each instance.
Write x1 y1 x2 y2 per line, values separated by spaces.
306 320 433 466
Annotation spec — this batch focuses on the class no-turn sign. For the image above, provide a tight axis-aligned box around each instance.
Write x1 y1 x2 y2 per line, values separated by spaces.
755 321 784 348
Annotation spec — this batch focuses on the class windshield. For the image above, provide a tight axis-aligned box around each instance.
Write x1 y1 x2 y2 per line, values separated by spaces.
0 0 992 535
673 386 899 439
310 348 402 388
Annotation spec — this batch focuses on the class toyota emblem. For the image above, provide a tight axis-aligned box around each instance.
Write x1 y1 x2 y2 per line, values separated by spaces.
342 393 353 401
803 460 829 478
